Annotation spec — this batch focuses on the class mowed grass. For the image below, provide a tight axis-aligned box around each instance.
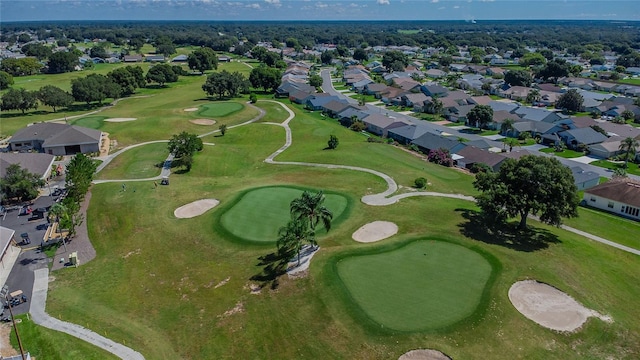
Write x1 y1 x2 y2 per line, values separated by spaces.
563 206 640 250
336 240 493 332
10 315 118 360
220 186 350 243
197 102 244 117
97 142 168 180
41 96 640 359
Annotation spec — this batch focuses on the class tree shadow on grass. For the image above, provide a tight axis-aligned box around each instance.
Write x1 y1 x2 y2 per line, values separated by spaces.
456 208 561 252
250 249 292 290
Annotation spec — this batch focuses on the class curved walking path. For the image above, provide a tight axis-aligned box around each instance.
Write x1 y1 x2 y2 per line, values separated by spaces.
30 268 145 360
260 100 638 255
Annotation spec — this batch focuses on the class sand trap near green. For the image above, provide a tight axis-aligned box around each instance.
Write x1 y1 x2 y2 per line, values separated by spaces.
198 102 244 117
336 240 493 332
220 187 349 243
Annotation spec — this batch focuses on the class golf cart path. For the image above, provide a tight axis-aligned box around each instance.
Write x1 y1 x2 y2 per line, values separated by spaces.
44 95 153 124
30 268 145 360
261 100 639 256
93 101 266 183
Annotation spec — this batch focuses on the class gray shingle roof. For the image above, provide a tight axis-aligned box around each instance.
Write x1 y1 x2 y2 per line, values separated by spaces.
0 152 55 179
585 178 640 208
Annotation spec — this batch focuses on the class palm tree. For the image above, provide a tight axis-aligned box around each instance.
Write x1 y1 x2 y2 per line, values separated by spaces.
290 191 333 232
277 218 316 266
430 95 443 115
619 137 640 169
526 89 541 105
504 137 520 152
500 118 515 137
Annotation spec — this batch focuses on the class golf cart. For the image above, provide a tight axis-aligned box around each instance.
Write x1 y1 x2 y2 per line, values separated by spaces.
161 176 169 185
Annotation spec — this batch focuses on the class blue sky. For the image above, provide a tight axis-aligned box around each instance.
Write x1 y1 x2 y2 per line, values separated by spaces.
1 0 639 22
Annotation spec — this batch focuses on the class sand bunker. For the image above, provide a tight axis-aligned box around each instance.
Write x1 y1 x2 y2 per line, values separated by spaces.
399 349 451 360
174 199 220 218
287 245 319 278
104 117 137 122
190 119 216 125
352 221 398 243
509 280 612 332
184 107 199 112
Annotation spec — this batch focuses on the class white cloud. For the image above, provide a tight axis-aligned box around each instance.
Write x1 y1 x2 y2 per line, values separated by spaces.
431 0 439 3
264 0 280 7
438 6 445 10
316 2 328 8
376 0 390 5
246 2 260 8
453 5 460 9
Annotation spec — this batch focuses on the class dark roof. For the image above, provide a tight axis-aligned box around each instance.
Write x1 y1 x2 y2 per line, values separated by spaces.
0 153 55 179
307 95 340 108
502 149 537 159
465 139 494 149
10 123 101 147
337 107 369 120
571 116 598 129
585 178 640 207
455 146 506 168
387 123 434 141
512 121 556 134
322 100 352 113
365 83 388 92
570 166 600 186
560 127 608 145
411 132 466 153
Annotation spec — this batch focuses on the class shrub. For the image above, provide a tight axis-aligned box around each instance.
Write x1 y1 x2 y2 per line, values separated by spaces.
414 177 427 189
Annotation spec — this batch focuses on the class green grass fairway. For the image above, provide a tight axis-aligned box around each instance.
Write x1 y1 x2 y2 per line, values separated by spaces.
97 142 168 180
198 102 244 117
71 115 107 129
220 186 349 243
336 240 493 332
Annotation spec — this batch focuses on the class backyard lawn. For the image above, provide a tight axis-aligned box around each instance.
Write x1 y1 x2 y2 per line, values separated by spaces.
591 159 640 176
539 147 586 158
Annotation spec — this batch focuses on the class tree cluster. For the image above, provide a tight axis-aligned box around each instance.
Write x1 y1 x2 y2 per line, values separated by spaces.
187 47 218 73
202 70 249 99
556 89 584 113
0 164 45 203
0 58 43 76
0 88 39 114
249 66 282 93
167 131 203 171
468 105 494 129
71 73 121 104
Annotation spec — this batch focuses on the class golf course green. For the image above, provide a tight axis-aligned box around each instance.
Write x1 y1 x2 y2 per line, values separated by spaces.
198 102 244 117
336 240 493 332
220 186 350 243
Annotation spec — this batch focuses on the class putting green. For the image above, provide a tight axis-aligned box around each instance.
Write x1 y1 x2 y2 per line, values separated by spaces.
71 116 106 129
336 240 492 332
198 102 244 117
220 187 349 243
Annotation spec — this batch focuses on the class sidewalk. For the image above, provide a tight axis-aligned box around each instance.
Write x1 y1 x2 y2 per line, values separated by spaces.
30 268 145 360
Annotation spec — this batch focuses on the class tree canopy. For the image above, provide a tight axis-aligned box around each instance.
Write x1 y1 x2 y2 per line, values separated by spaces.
556 88 584 112
249 66 282 93
202 70 249 99
71 73 121 104
467 105 493 129
0 71 13 90
65 153 97 203
107 66 146 96
187 47 218 73
0 164 45 203
37 85 74 112
0 58 43 76
145 64 179 87
168 131 203 171
382 50 409 71
474 155 579 229
48 51 79 73
1 88 38 114
504 69 532 87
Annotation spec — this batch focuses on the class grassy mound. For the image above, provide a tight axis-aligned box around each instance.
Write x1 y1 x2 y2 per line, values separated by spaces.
198 102 244 117
220 186 349 243
335 240 493 332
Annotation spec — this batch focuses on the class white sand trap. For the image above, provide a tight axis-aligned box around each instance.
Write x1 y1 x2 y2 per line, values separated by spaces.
190 119 216 125
352 221 398 243
174 199 220 218
287 245 319 278
104 117 137 122
184 107 199 112
509 280 612 332
399 349 451 360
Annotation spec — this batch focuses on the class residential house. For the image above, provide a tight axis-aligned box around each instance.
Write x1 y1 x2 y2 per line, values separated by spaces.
454 146 506 172
500 86 533 101
145 55 165 62
511 121 559 139
402 93 429 111
485 67 505 77
583 178 640 221
337 107 369 127
123 54 143 62
9 123 102 156
411 132 466 154
558 127 608 150
171 55 188 62
425 69 446 79
421 83 449 98
387 123 435 145
361 114 409 137
588 138 624 159
571 116 599 129
571 166 600 190
513 107 565 123
363 83 388 96
306 94 340 111
321 100 352 118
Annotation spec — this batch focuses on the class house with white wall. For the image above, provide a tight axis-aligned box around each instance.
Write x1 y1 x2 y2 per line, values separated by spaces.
583 178 640 221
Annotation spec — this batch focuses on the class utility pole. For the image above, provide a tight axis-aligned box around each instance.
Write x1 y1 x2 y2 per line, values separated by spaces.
4 295 27 360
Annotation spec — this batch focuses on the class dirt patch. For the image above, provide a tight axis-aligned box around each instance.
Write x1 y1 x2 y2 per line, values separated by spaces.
184 107 199 112
104 117 137 122
214 277 230 289
190 119 216 125
174 199 220 218
399 349 452 360
352 221 398 243
508 280 612 332
0 324 19 357
219 301 244 318
287 245 319 278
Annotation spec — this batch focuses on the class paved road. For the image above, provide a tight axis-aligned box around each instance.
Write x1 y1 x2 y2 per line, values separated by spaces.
30 268 145 360
320 69 640 181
